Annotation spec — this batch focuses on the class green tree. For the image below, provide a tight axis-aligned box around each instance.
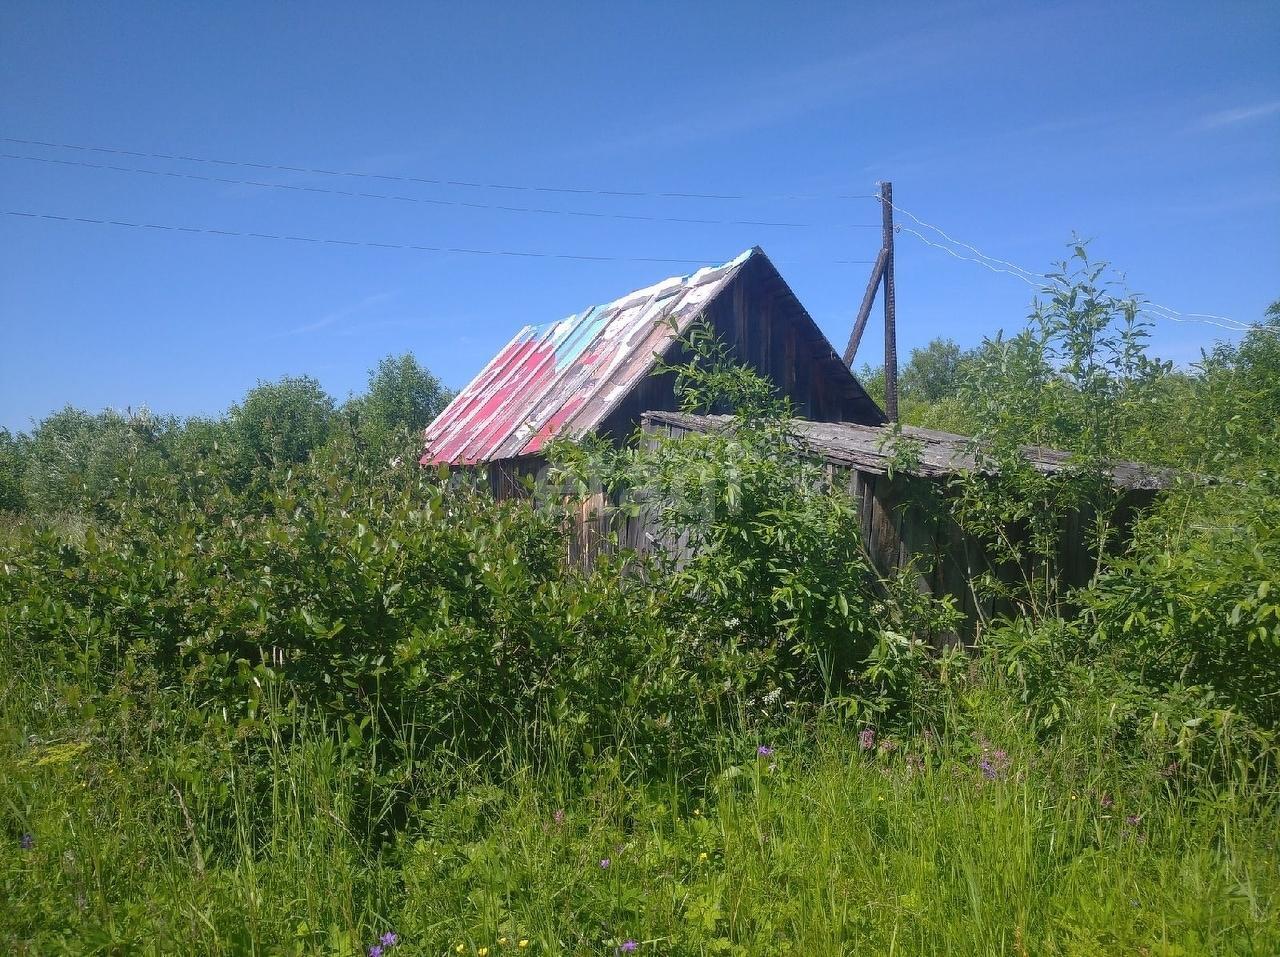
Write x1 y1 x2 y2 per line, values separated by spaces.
20 406 172 517
349 353 451 450
859 338 977 431
900 338 967 404
229 375 334 471
0 428 27 512
856 362 886 408
1193 299 1280 470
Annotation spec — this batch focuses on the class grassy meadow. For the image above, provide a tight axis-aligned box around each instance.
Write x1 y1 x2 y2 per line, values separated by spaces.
5 669 1276 955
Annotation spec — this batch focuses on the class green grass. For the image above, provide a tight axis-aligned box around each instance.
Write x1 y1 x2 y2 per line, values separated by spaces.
3 667 1276 956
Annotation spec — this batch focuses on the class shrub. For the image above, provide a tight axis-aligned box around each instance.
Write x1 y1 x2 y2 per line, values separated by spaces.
0 428 25 513
345 352 452 453
228 374 335 472
1082 474 1280 731
19 405 176 518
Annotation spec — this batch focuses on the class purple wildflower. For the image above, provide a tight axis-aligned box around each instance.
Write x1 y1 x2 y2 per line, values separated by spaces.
600 857 611 869
620 941 638 953
553 809 565 826
1125 813 1143 827
380 931 399 947
1099 793 1114 810
905 753 924 773
859 728 876 752
369 946 383 957
19 833 34 850
976 745 1010 781
756 745 775 758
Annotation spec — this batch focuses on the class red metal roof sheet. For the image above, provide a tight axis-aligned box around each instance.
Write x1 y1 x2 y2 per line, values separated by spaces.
422 248 755 465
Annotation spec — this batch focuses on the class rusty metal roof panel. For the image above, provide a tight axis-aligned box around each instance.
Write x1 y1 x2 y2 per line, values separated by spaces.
422 249 755 465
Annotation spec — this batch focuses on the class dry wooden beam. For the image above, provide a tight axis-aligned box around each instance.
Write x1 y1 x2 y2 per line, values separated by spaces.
842 246 888 366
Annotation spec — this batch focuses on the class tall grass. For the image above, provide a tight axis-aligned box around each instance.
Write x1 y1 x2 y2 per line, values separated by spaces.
4 652 1275 956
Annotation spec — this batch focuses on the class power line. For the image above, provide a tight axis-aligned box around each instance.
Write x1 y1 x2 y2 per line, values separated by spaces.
1 151 883 230
887 201 1274 337
1136 308 1262 334
899 226 1044 288
1137 300 1249 329
6 132 1261 337
1 208 877 267
881 195 1045 284
2 134 865 204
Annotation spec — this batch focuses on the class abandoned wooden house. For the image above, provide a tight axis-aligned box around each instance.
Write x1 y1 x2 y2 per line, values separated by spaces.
421 246 1175 626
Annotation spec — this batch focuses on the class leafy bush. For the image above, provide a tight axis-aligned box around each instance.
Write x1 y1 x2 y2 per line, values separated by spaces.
939 259 1280 746
344 352 452 453
228 374 335 473
17 405 184 519
0 428 25 513
941 249 1170 621
1082 474 1280 731
551 324 961 723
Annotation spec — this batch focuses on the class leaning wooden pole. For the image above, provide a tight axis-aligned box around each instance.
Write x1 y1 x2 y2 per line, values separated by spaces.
842 245 887 366
881 181 899 423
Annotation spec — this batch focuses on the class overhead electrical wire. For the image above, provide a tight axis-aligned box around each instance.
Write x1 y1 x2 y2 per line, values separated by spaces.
879 194 1046 285
898 227 1045 288
2 133 1261 336
885 199 1273 337
0 209 877 267
0 151 882 230
2 134 858 204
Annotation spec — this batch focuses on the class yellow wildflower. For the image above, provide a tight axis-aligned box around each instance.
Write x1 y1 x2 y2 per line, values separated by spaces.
518 940 530 949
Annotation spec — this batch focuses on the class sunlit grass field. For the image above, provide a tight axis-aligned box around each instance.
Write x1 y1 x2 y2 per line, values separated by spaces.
4 660 1275 956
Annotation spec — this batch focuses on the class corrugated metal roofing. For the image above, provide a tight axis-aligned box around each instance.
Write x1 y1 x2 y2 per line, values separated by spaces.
422 248 756 465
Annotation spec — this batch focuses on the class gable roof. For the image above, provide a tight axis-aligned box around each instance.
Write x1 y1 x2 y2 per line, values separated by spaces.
422 248 877 466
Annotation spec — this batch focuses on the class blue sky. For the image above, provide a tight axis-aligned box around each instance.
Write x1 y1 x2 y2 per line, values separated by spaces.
1 0 1277 431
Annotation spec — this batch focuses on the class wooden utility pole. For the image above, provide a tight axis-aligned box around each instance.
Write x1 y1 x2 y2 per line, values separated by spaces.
842 181 899 422
881 181 899 422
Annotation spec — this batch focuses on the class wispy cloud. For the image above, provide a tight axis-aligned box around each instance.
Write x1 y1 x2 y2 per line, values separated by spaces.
274 291 397 339
1194 100 1280 131
573 11 999 161
1158 185 1280 218
579 52 892 157
331 317 420 337
860 113 1108 178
